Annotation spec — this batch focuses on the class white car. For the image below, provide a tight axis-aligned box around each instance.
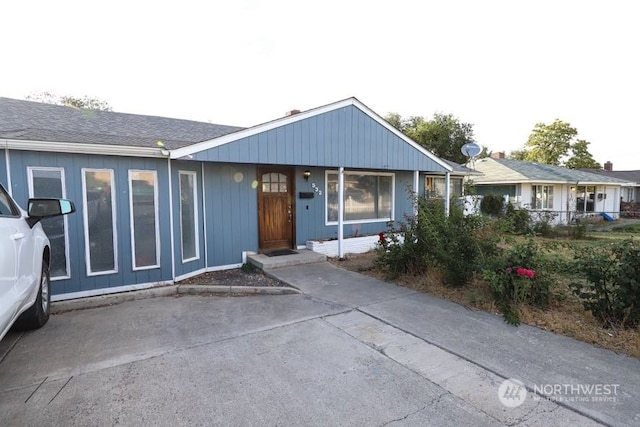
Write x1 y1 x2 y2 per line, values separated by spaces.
0 183 75 342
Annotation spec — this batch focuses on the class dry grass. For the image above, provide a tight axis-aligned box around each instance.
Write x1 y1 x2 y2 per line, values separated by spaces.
329 251 640 359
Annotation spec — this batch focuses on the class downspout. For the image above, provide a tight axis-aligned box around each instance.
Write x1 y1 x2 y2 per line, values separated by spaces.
338 166 345 259
444 171 451 216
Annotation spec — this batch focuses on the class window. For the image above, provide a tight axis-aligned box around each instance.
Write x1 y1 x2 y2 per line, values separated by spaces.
326 171 394 224
262 172 288 193
129 170 160 270
425 176 463 199
531 185 554 210
82 169 117 275
28 167 70 278
576 185 595 212
179 171 199 262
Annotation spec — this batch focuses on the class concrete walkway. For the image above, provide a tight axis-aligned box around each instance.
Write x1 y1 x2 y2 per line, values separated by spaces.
268 261 640 427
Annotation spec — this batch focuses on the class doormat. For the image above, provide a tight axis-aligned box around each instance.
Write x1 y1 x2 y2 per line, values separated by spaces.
264 249 298 257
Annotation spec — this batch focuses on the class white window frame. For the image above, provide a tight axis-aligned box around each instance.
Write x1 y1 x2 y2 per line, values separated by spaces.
531 184 554 210
425 176 463 199
325 170 395 225
27 167 71 280
82 168 118 276
179 170 200 262
128 170 160 271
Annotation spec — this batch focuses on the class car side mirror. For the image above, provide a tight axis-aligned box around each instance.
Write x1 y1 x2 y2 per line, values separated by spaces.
26 198 76 227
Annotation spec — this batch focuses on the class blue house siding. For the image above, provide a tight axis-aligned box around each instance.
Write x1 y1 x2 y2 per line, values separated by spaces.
6 150 173 295
172 160 207 279
203 163 259 267
191 106 448 172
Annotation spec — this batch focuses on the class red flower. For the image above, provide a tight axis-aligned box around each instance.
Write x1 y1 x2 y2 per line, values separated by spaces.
379 232 385 242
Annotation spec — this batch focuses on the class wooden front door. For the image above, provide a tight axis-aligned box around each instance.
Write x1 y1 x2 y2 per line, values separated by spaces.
258 168 295 251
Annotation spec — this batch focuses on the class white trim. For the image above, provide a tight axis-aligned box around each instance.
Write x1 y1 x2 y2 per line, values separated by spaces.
51 280 174 302
178 170 200 263
167 159 175 281
413 170 419 217
201 162 208 268
325 169 395 226
338 167 344 259
128 170 161 270
82 168 118 276
4 149 12 195
1 138 167 158
170 97 453 172
445 172 451 216
27 166 71 280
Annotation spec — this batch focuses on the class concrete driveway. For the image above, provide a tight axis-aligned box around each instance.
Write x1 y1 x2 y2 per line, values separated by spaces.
0 261 632 426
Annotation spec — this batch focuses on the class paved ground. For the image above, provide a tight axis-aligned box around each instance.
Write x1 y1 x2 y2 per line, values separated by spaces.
1 261 638 426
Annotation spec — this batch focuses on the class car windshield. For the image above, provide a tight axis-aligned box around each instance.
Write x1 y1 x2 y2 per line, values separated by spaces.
0 185 19 217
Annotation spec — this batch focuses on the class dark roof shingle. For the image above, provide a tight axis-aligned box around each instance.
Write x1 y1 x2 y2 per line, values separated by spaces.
0 97 245 149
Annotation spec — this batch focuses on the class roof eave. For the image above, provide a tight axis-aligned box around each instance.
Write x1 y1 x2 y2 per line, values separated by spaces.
1 138 167 158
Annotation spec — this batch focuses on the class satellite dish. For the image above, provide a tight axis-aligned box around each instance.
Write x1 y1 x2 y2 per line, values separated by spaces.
461 142 482 158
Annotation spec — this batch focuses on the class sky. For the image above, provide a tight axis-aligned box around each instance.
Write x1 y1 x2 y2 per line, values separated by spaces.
2 0 638 169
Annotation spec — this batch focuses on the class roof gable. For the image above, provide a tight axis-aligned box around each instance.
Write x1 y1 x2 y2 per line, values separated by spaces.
473 158 631 185
172 98 451 172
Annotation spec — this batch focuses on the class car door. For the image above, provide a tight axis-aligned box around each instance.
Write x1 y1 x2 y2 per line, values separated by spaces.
0 186 36 336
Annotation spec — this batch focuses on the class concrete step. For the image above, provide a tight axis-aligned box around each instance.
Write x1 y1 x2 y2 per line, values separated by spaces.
248 249 326 270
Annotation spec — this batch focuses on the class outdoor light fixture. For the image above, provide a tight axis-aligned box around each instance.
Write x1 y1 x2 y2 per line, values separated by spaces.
303 170 311 181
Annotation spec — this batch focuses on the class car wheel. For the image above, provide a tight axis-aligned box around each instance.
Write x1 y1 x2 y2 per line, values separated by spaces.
14 259 51 331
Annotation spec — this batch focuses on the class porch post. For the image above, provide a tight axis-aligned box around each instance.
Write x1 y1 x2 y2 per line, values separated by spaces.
167 157 176 281
444 171 451 216
413 170 420 217
338 167 345 259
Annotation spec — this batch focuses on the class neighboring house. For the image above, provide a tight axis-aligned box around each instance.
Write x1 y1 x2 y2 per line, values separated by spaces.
0 97 452 300
468 155 632 224
580 161 640 204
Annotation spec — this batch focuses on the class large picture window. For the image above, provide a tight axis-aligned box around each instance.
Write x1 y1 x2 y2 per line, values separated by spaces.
129 170 160 270
28 167 70 279
531 185 554 210
179 171 199 262
326 171 394 224
82 169 117 275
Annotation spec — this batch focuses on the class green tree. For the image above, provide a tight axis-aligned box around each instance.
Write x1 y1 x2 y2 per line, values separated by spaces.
26 92 112 111
521 119 577 165
514 119 600 168
564 139 602 169
385 112 480 164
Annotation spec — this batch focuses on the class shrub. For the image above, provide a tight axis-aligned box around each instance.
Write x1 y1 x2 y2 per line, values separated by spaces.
482 237 551 325
480 194 504 217
375 222 427 279
502 202 531 235
376 196 499 287
570 240 640 328
531 211 557 237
